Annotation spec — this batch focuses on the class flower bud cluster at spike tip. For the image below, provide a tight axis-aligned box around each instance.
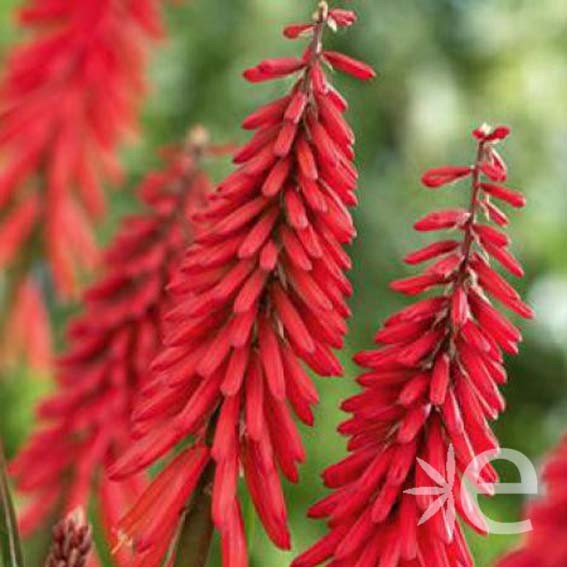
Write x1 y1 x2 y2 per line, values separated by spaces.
10 135 212 565
293 125 533 567
0 0 162 370
110 6 375 567
44 509 93 567
496 436 567 567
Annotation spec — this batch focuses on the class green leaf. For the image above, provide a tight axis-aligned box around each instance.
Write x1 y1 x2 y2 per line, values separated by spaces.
0 438 24 567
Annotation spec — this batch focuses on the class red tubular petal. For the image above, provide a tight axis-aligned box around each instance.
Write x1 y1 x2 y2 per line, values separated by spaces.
284 188 309 229
414 208 470 231
451 286 469 328
480 182 526 208
262 158 291 197
430 353 451 405
238 208 279 258
244 58 305 82
473 125 511 141
480 161 507 182
404 239 460 265
398 373 430 406
211 394 241 463
221 347 250 396
308 116 340 166
483 242 524 277
390 273 443 295
258 57 306 76
118 447 206 539
244 354 265 441
323 51 376 80
483 200 509 226
241 95 290 130
317 94 355 146
421 166 472 188
274 121 299 157
474 223 510 247
485 126 511 141
243 66 272 83
283 23 314 39
272 284 316 353
258 315 287 400
285 91 308 123
233 270 268 313
220 501 248 567
280 226 313 271
328 9 358 27
295 136 319 180
259 240 279 271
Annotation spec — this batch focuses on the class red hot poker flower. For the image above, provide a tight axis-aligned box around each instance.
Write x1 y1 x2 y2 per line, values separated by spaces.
0 0 162 370
496 436 567 567
10 129 213 563
110 3 375 566
293 124 533 567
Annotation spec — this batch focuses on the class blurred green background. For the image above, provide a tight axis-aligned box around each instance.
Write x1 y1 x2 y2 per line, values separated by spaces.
0 0 565 566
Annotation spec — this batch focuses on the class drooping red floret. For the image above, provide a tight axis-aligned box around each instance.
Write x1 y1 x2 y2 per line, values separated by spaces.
10 130 212 564
496 436 567 567
293 124 533 567
110 4 375 567
0 0 162 369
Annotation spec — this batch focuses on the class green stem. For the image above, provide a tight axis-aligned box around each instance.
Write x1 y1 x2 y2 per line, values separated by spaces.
0 436 24 567
173 463 215 567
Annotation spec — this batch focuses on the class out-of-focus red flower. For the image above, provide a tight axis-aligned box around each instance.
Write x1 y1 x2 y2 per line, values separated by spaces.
10 129 213 565
293 124 533 567
109 4 375 566
0 0 162 370
496 436 567 567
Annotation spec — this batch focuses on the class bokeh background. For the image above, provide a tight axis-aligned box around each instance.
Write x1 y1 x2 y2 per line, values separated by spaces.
0 0 565 566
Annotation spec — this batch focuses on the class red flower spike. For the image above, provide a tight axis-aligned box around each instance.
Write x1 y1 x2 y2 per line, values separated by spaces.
10 129 213 564
496 436 567 567
293 124 532 567
0 0 162 370
111 4 375 566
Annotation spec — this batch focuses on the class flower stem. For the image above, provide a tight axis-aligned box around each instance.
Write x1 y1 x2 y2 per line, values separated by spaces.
0 437 24 567
173 462 215 567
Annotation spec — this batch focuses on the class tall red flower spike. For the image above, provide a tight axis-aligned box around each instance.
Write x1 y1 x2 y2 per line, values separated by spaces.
10 128 213 565
109 3 375 566
293 124 534 567
496 436 567 567
0 0 162 370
